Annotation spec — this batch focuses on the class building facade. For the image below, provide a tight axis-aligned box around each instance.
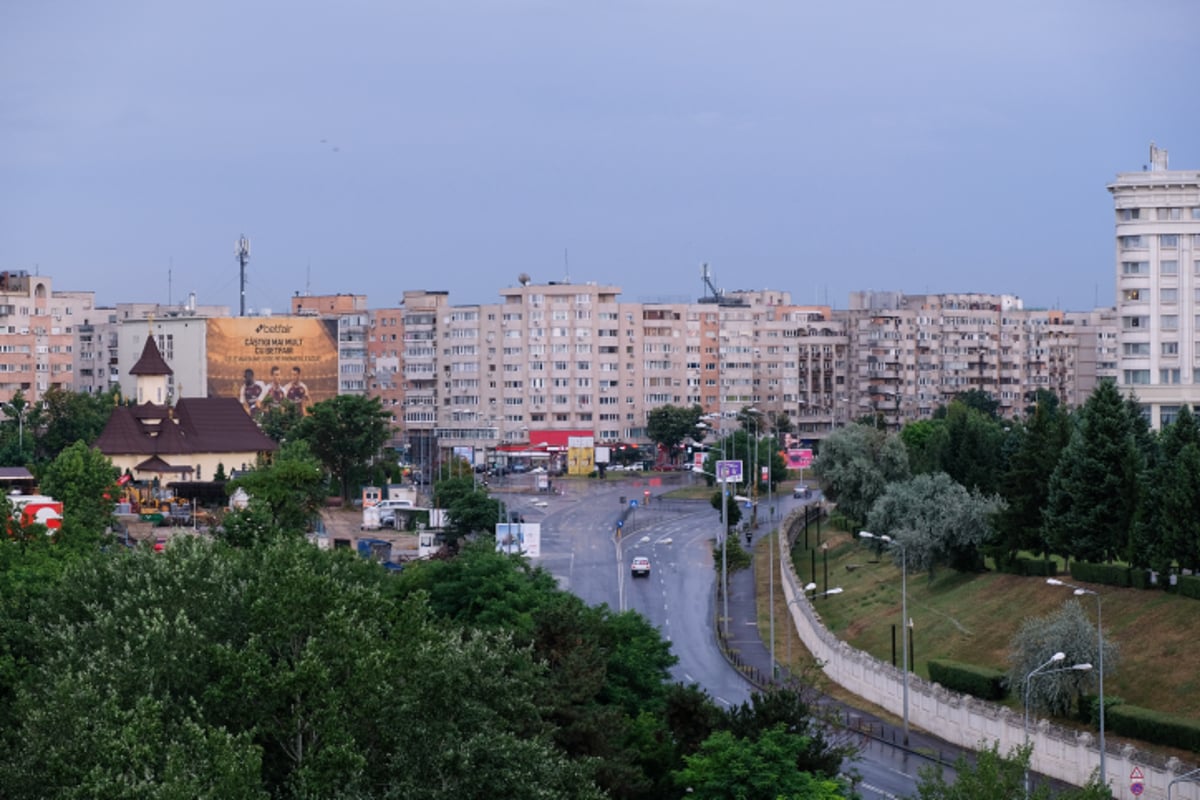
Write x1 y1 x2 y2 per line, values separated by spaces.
0 271 95 406
1110 143 1200 428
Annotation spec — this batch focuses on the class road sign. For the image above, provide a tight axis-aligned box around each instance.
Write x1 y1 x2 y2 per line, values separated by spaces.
1131 766 1144 795
616 520 623 528
716 460 743 483
630 499 638 508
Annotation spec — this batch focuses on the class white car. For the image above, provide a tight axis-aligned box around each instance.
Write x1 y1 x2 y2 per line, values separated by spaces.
631 556 651 577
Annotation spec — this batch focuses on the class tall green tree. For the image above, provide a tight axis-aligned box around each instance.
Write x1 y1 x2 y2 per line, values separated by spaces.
0 538 605 799
0 390 35 466
865 472 1005 574
813 422 910 527
433 475 501 548
292 394 390 500
1138 405 1200 575
33 387 117 464
647 404 705 465
37 441 118 545
994 398 1072 561
226 440 326 536
939 400 1008 495
1043 381 1140 564
673 724 850 800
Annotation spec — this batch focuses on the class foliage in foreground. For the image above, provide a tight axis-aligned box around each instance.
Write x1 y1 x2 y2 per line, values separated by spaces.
912 740 1112 800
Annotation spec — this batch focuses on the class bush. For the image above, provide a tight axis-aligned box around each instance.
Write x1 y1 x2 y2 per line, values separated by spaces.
996 556 1058 577
1178 574 1200 601
1107 702 1200 752
928 658 1008 701
1069 561 1131 588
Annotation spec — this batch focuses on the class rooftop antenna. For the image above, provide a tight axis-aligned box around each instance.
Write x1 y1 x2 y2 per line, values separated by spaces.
563 248 570 283
168 258 173 306
236 235 251 317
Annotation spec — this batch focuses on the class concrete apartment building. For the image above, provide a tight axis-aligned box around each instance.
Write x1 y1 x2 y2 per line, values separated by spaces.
0 271 95 406
1110 143 1200 428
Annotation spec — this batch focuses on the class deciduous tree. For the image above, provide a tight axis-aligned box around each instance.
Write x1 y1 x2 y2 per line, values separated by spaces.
292 394 390 500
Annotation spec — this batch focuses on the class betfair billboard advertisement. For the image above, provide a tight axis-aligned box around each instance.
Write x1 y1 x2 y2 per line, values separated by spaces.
206 318 338 417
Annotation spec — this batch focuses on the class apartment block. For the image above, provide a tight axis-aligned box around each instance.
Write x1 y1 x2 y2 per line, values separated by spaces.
0 271 95 406
1110 143 1200 428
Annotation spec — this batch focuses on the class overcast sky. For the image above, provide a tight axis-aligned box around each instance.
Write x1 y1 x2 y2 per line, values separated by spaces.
3 1 1198 314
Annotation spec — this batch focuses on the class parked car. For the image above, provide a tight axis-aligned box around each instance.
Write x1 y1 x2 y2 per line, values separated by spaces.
631 556 651 577
510 463 530 474
793 484 811 499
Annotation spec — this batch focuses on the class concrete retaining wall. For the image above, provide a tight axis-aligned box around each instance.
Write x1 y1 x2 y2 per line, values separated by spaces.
778 508 1199 800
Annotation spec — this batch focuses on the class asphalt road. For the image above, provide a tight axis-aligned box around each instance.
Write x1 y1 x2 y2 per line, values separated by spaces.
507 476 939 798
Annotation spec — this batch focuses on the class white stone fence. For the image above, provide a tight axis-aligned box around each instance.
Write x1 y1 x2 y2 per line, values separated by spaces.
778 508 1200 800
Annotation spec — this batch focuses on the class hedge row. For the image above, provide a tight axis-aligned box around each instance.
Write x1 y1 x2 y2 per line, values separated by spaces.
998 556 1059 577
1107 703 1200 753
927 658 1008 701
1069 561 1132 588
1179 574 1200 601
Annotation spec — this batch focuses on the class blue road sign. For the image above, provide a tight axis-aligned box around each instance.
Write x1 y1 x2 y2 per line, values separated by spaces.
630 499 638 508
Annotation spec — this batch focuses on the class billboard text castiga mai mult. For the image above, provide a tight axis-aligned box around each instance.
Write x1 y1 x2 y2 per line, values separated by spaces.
206 318 338 417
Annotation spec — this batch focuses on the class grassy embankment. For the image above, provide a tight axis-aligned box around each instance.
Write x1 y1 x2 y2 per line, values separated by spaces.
755 519 1200 762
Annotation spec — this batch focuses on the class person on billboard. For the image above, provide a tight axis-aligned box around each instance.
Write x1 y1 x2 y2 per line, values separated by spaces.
285 365 310 412
239 368 265 417
263 365 287 407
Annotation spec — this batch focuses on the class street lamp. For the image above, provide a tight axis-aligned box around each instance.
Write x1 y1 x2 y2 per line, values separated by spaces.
784 583 842 675
859 531 909 745
1169 767 1200 800
1024 652 1092 797
1047 578 1107 788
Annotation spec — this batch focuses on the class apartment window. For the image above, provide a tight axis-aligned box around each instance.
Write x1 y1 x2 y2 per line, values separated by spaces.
1120 208 1141 221
1161 288 1178 303
1161 260 1179 275
1122 315 1148 329
1157 207 1183 221
1162 405 1182 426
1119 235 1145 249
1161 341 1179 356
1159 368 1181 384
1124 369 1150 384
1122 261 1149 275
1123 342 1150 356
1193 208 1200 220
1123 289 1143 301
1161 235 1179 249
1161 315 1178 331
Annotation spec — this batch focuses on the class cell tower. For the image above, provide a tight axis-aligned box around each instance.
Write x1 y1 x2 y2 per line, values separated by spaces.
236 235 251 316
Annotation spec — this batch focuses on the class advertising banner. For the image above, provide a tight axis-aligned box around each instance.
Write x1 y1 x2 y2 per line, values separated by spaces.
206 318 339 417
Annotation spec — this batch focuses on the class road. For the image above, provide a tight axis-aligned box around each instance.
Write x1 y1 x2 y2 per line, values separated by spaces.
501 476 937 798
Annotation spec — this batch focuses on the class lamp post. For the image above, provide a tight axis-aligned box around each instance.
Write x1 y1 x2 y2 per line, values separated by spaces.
784 583 841 676
1024 652 1092 798
1047 578 1106 788
1168 767 1200 800
859 531 908 745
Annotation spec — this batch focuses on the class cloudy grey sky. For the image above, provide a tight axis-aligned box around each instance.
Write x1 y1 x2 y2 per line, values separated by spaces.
3 1 1198 313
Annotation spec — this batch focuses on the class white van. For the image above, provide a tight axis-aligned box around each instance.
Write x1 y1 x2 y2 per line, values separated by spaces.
375 499 415 528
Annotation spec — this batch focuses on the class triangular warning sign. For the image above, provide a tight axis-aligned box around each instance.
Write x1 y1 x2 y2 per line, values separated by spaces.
1131 766 1145 780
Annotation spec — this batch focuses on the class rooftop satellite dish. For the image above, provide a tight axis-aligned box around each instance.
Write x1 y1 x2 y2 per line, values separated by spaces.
518 272 531 286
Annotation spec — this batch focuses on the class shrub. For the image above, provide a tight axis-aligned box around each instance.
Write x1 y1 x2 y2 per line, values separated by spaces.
1178 574 1200 601
1069 561 1131 588
1107 702 1200 752
928 658 1008 701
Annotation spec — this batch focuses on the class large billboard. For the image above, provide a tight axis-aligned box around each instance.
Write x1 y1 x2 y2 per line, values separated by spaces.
206 317 339 417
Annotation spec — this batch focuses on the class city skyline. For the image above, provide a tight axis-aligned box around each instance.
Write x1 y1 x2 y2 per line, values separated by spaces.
3 1 1199 314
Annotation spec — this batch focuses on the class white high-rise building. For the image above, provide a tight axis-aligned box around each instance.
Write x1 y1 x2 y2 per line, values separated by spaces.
1109 143 1200 428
